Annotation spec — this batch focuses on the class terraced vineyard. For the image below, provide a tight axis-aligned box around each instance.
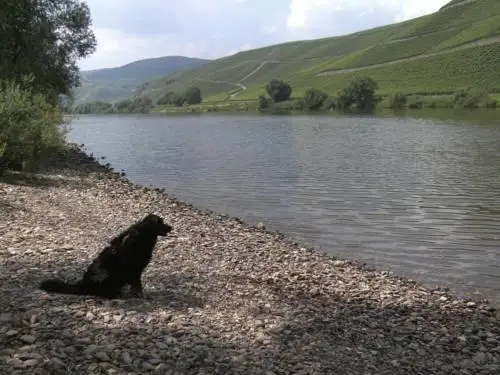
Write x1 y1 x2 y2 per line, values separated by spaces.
137 0 500 104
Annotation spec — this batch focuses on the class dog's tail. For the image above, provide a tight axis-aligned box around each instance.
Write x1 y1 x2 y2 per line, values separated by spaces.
39 278 86 295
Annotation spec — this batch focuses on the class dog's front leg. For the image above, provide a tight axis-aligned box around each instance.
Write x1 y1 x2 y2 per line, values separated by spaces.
128 273 144 298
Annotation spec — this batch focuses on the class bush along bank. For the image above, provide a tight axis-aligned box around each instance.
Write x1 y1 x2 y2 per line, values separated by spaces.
256 77 498 114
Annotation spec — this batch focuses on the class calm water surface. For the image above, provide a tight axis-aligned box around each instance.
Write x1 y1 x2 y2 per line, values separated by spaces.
67 112 500 305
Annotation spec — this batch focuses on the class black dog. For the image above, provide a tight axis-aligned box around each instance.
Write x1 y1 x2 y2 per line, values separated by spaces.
39 214 173 299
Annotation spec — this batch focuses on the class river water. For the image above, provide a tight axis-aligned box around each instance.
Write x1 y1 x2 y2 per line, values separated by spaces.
67 111 500 305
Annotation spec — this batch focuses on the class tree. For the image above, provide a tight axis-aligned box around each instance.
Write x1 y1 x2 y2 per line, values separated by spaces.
338 76 379 111
113 96 153 113
292 98 306 110
453 88 490 108
157 91 176 105
258 95 269 110
130 96 153 113
1 78 67 173
73 101 114 114
303 88 328 110
184 87 202 105
265 79 292 102
157 91 185 107
389 92 407 110
115 99 133 112
0 0 97 102
322 97 337 111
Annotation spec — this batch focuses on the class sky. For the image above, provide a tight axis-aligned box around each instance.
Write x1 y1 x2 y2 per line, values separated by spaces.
79 0 450 71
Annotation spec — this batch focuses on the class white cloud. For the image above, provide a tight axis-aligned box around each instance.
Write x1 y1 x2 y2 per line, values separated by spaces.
287 0 336 30
286 0 450 31
394 0 451 21
261 25 279 35
78 28 208 70
78 0 454 70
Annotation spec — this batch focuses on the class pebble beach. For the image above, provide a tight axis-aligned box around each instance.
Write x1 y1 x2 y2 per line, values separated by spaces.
0 143 499 374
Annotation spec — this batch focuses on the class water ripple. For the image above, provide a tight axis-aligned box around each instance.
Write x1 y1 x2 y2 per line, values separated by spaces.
68 114 500 306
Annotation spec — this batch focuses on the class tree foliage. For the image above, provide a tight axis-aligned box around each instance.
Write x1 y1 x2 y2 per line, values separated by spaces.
258 95 270 110
292 98 306 110
157 91 185 107
322 97 337 111
0 0 96 101
184 87 202 105
389 92 407 109
114 96 153 113
303 88 328 110
0 77 67 173
265 79 292 102
453 87 490 108
337 76 379 110
73 101 114 114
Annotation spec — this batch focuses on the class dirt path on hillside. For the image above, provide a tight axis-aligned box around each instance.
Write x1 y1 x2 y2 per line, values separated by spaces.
193 78 247 99
195 59 281 99
318 35 500 76
198 33 499 99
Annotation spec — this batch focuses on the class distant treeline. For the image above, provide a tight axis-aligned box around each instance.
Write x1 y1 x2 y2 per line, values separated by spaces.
72 86 203 114
72 76 498 115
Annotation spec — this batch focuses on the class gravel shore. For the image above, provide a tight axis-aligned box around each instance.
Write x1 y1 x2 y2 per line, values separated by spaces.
1 144 499 374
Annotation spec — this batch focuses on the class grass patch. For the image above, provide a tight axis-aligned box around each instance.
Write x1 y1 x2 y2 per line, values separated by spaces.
231 43 500 101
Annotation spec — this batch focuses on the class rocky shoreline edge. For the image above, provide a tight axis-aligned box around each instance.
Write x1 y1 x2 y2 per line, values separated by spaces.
1 142 499 374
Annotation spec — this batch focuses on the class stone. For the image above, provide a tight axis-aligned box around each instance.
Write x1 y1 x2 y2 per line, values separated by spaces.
121 352 132 364
19 335 36 344
0 313 13 322
22 359 39 367
95 352 110 362
473 352 486 364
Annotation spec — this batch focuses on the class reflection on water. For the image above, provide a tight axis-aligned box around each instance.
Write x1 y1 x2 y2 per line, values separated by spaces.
67 112 500 306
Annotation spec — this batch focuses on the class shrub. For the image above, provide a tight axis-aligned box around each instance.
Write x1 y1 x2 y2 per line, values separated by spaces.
258 95 270 110
338 76 379 111
292 98 306 110
486 98 497 108
73 101 114 114
184 87 202 105
157 91 185 107
303 88 328 110
336 90 352 110
129 96 153 113
389 92 407 109
0 78 67 174
265 79 292 102
321 97 337 111
453 88 490 108
115 96 153 113
407 96 424 109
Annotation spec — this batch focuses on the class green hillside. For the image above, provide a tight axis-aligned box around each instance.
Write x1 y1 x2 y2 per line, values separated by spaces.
137 0 500 104
73 56 210 104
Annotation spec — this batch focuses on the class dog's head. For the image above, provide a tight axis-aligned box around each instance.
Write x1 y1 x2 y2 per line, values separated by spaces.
142 214 173 236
